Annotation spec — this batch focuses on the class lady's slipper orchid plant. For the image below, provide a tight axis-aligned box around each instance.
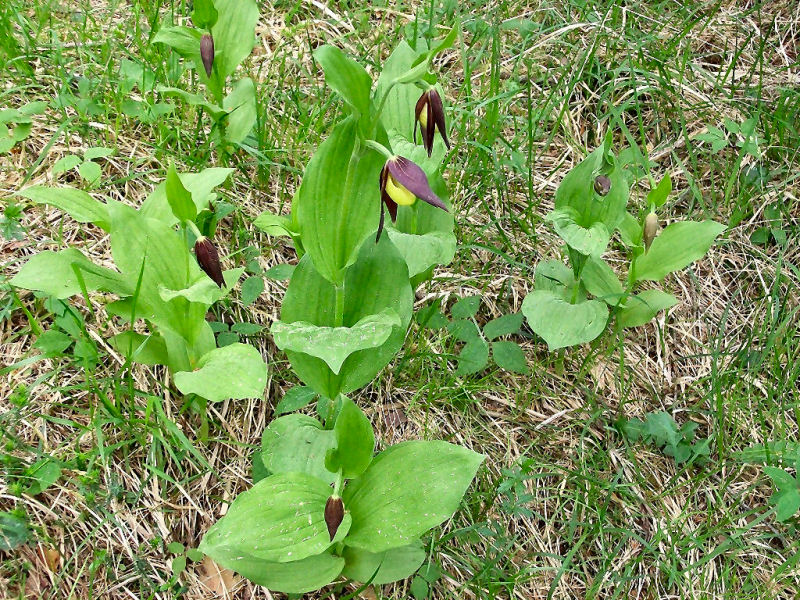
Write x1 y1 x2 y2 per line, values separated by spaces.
377 155 448 242
232 31 480 595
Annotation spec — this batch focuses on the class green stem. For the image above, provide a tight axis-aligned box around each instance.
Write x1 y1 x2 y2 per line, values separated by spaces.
334 283 345 327
185 219 203 240
411 202 419 235
371 79 400 131
363 139 393 160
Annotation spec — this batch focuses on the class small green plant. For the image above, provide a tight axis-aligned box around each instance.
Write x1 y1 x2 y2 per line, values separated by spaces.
0 199 25 240
764 465 800 522
51 146 115 187
166 541 204 579
10 166 267 405
521 137 726 350
200 397 484 594
750 202 789 248
735 442 800 522
0 510 32 551
620 411 710 465
153 0 259 159
118 58 176 124
0 100 45 154
418 297 528 375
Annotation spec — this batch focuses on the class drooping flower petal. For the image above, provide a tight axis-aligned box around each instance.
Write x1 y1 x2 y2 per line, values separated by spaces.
377 166 397 242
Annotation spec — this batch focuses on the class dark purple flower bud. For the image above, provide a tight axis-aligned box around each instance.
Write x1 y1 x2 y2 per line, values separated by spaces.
377 156 448 242
414 88 450 157
594 175 611 196
194 236 225 287
200 34 214 78
324 496 344 541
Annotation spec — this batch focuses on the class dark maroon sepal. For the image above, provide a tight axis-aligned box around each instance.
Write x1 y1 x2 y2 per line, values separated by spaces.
200 34 214 78
194 237 225 287
428 89 450 150
324 496 344 541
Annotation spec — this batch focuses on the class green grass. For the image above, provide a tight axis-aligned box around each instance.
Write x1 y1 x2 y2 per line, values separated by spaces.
1 0 799 598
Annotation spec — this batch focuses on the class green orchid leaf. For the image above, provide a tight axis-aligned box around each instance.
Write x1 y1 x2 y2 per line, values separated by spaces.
616 289 677 328
534 260 579 301
158 277 223 306
546 207 611 257
633 220 726 282
10 248 128 299
210 0 259 81
109 331 169 366
199 472 338 564
209 550 344 594
521 290 608 350
166 163 196 222
581 255 624 305
253 211 296 237
153 25 203 59
155 86 225 117
554 141 629 233
280 237 413 399
295 117 384 284
18 185 111 230
261 414 337 484
326 398 374 479
174 343 266 402
272 309 400 375
192 0 218 29
386 230 456 278
223 77 257 143
140 167 233 225
108 204 200 327
342 542 426 585
375 41 423 139
647 173 672 208
343 440 484 553
275 386 318 416
153 25 203 61
313 45 372 118
617 211 643 249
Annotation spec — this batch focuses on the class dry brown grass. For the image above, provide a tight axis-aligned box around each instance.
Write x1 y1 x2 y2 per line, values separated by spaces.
2 0 799 598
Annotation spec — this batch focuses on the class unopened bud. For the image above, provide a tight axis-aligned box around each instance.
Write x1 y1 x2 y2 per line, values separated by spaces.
200 34 214 78
643 212 659 250
594 175 611 196
324 496 344 541
194 236 225 287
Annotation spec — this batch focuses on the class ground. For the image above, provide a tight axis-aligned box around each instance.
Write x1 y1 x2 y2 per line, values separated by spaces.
1 0 799 599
